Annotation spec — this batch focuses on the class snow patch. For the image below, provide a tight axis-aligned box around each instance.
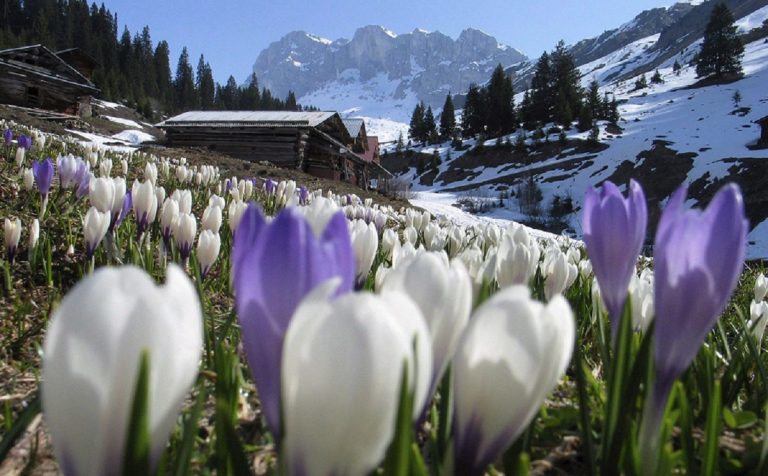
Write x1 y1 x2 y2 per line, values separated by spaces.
102 115 143 129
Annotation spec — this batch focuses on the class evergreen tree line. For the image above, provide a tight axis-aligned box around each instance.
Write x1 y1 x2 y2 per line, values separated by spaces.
0 0 309 118
519 41 618 132
408 42 620 145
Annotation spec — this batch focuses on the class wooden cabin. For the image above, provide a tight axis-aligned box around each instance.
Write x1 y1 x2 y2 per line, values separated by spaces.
757 116 768 148
157 111 390 188
55 48 98 80
0 45 99 117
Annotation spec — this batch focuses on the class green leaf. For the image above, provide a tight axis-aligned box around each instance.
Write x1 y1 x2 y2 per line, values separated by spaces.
383 362 413 476
0 392 40 463
123 350 152 476
723 408 758 430
701 380 722 476
173 381 206 476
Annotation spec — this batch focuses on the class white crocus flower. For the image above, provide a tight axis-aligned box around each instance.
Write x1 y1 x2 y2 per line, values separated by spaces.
196 230 220 277
201 205 223 234
15 147 25 168
28 218 39 252
755 273 768 302
4 218 22 262
42 265 202 476
132 180 158 230
111 177 127 221
172 213 197 260
452 286 575 475
171 189 193 215
160 198 179 244
22 167 34 191
379 251 472 399
381 228 399 261
228 200 248 235
99 158 112 177
208 194 225 210
89 177 115 213
121 158 128 176
495 224 541 288
403 226 418 245
83 207 111 258
282 281 429 476
748 300 768 348
542 248 577 301
349 219 378 285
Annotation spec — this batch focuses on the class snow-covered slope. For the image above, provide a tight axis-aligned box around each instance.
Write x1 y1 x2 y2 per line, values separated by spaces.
395 24 768 257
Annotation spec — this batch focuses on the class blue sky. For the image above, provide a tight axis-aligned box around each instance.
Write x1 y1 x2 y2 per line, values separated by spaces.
105 0 675 84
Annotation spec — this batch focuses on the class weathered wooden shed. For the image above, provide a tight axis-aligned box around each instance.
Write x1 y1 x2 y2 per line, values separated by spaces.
157 110 390 188
0 45 99 117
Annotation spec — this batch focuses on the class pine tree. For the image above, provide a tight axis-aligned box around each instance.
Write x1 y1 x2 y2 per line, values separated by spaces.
485 64 516 136
439 93 456 140
461 83 485 137
424 106 438 144
409 102 425 144
174 47 197 110
529 52 553 126
196 55 215 110
651 69 664 84
634 74 648 90
695 3 744 78
221 76 239 109
550 40 582 127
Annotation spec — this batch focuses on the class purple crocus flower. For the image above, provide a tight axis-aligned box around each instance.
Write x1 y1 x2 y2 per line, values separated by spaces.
115 190 132 227
582 179 647 335
32 159 54 199
232 203 355 440
76 171 93 199
3 128 12 146
264 178 276 195
298 185 309 205
17 135 32 150
652 183 746 410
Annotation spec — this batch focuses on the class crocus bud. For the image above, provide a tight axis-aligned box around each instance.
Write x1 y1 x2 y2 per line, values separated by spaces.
755 273 768 302
749 300 768 346
83 207 111 259
282 282 430 476
28 218 39 252
15 147 25 168
32 159 54 199
452 286 575 476
201 205 222 234
155 186 166 208
172 213 197 262
42 265 202 476
57 154 79 189
233 204 355 439
120 158 128 176
379 251 472 401
99 158 112 177
22 168 34 191
111 177 127 224
196 230 220 278
4 218 22 262
144 162 158 185
349 219 378 286
160 198 179 250
381 228 399 261
582 179 647 335
132 180 157 237
652 183 747 408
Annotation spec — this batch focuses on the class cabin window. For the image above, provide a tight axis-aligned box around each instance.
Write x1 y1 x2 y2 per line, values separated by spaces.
25 86 41 106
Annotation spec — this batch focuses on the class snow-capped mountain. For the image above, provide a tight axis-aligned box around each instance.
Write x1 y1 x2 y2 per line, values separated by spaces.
251 26 526 122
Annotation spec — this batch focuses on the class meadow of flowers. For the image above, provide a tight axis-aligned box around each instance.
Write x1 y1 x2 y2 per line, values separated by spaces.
0 120 766 475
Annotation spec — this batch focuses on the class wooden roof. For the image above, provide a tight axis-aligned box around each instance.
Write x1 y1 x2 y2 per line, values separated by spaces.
157 111 338 128
0 44 97 91
342 118 365 138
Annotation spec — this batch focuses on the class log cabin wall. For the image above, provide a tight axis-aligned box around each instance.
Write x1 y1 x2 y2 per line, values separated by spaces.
0 45 99 116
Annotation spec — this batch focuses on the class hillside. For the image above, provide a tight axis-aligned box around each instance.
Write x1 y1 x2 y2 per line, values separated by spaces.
385 8 768 258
